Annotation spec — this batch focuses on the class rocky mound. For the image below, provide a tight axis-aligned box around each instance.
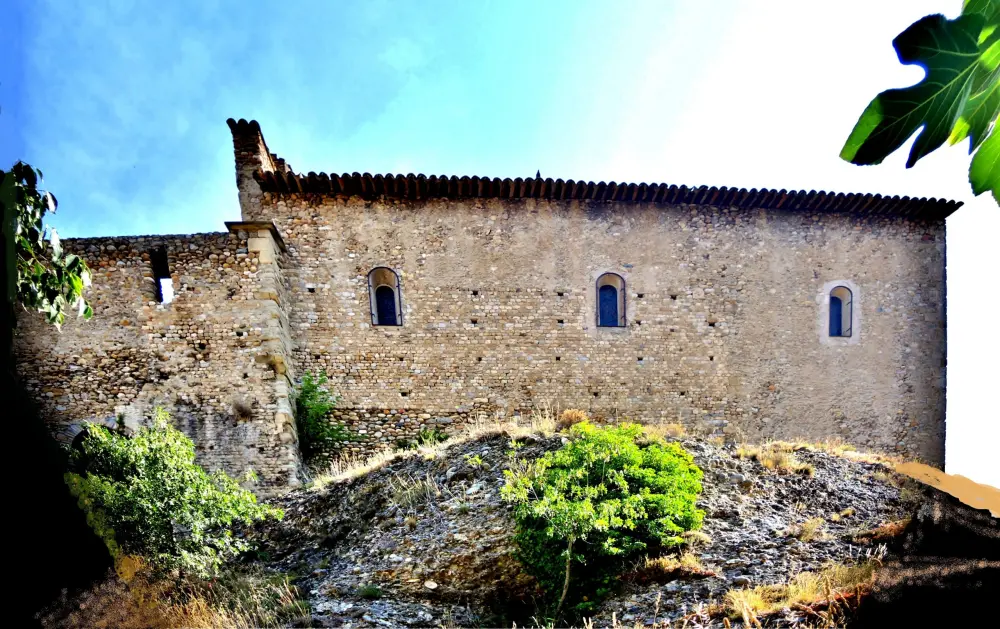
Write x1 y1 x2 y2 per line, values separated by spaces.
246 426 917 628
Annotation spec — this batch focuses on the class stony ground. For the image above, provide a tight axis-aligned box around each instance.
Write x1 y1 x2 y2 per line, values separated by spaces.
244 425 914 628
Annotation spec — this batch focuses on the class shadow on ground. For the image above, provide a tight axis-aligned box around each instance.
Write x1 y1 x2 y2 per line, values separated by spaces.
853 477 1000 627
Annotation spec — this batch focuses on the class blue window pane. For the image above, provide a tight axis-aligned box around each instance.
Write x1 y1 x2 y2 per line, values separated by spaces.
829 295 842 336
599 285 619 327
376 286 398 326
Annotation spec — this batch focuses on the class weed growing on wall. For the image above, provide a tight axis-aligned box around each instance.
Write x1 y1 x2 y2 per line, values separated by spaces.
393 427 449 451
294 370 354 463
501 420 704 622
65 408 282 576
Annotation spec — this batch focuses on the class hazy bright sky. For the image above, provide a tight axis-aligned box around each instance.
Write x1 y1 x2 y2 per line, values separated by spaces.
2 0 997 486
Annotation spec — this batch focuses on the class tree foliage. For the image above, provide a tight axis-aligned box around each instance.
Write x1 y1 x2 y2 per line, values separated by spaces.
1 161 93 327
65 408 283 576
501 421 704 621
294 370 353 463
841 1 1000 203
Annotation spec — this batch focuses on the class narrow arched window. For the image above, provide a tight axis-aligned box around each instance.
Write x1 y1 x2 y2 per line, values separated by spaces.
829 286 852 337
368 267 402 326
596 273 626 327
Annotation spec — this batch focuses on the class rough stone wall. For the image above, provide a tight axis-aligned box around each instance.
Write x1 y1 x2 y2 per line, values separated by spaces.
261 194 946 464
13 120 948 486
13 226 301 490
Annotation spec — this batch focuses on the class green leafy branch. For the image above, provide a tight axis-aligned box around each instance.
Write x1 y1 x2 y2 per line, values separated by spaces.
294 370 355 464
841 0 1000 203
1 161 93 327
66 408 283 576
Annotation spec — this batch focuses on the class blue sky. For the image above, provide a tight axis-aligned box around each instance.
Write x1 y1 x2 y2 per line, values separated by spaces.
3 0 999 486
4 0 988 238
4 0 723 236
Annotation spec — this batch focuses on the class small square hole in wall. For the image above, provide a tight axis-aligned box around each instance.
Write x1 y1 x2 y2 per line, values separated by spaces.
557 319 565 324
555 356 561 361
472 290 479 296
477 357 482 362
258 447 265 454
471 319 478 325
680 391 686 396
637 293 644 298
593 391 600 398
557 291 565 297
636 320 642 326
400 391 409 397
709 356 714 361
197 343 207 350
398 357 404 362
637 357 643 362
670 294 678 300
307 287 315 293
708 321 716 327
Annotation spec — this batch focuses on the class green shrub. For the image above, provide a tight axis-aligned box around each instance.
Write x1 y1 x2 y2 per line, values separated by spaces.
391 427 449 451
295 370 354 462
394 437 415 450
417 427 449 445
501 420 704 621
65 408 283 576
357 584 383 599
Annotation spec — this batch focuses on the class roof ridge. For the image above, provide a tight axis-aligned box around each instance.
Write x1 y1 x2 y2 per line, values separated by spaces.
252 169 962 220
227 119 961 221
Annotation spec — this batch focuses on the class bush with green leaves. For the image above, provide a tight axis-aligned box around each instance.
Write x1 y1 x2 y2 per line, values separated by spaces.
501 420 704 621
65 408 282 576
294 370 354 463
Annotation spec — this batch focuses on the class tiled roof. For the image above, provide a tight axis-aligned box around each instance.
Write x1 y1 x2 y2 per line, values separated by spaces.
229 119 962 221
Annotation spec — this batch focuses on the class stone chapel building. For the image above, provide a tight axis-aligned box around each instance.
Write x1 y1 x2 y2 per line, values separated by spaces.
13 118 961 489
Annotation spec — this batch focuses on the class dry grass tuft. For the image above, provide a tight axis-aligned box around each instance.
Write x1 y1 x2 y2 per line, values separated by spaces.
829 507 855 522
523 405 559 437
737 442 815 476
557 408 589 430
681 529 713 547
388 473 442 510
627 553 716 584
850 517 911 544
643 422 687 440
872 470 897 485
37 562 304 629
787 517 826 542
308 407 561 490
724 559 880 622
778 436 917 470
310 448 404 488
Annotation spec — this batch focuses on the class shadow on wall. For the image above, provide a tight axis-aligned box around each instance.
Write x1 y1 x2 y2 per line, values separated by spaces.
8 372 110 627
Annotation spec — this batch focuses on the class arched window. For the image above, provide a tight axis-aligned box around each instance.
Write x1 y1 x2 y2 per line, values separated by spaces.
596 273 626 327
829 286 852 337
368 267 402 326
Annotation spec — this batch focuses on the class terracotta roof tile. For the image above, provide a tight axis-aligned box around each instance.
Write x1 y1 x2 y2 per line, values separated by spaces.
229 118 962 221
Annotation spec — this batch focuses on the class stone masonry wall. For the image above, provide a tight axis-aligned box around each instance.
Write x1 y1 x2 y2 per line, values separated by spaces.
256 193 946 465
13 225 301 490
13 120 949 488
